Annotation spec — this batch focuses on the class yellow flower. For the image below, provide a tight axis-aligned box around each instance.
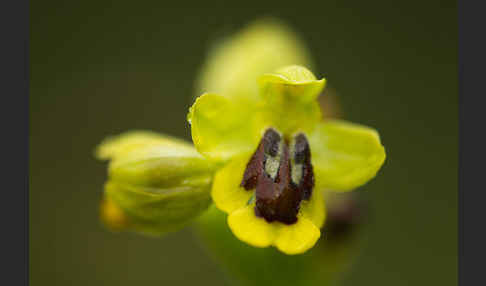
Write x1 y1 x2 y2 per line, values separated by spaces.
95 20 386 255
187 65 385 254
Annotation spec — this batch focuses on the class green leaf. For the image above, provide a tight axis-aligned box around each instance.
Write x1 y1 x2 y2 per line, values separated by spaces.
308 120 386 191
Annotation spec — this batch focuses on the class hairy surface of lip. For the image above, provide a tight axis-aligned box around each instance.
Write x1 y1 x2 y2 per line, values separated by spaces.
240 129 314 224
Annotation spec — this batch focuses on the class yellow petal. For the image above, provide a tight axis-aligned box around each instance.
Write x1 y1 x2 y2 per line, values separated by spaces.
96 130 192 161
108 143 214 189
300 188 326 229
195 19 313 101
211 154 254 214
258 65 326 103
309 120 386 191
100 197 129 231
188 93 265 162
274 216 321 255
228 205 321 254
227 206 278 248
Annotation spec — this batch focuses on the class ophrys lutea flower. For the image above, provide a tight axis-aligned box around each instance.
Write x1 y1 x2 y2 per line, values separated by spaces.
188 65 386 254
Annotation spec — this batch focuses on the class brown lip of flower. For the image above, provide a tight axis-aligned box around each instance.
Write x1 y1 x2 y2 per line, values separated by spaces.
240 128 315 225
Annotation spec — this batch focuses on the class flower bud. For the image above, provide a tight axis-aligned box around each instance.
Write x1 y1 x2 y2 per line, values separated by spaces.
96 131 217 235
101 179 212 236
107 142 216 189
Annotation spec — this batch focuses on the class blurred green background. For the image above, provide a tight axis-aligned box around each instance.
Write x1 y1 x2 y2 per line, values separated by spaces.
30 1 457 285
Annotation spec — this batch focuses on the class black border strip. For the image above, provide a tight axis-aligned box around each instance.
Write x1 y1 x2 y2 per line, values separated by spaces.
0 0 29 284
459 0 486 285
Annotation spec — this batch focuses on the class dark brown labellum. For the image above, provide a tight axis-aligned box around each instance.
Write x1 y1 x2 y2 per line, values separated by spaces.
293 133 314 200
240 129 315 225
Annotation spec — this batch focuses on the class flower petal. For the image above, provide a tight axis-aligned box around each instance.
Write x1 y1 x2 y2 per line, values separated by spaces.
108 143 215 189
188 93 266 162
228 205 278 248
261 100 322 136
309 120 386 191
212 154 254 214
228 204 321 254
300 188 326 229
258 65 326 103
274 216 321 255
95 130 193 161
102 180 212 236
195 19 313 101
96 131 217 236
257 66 324 135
